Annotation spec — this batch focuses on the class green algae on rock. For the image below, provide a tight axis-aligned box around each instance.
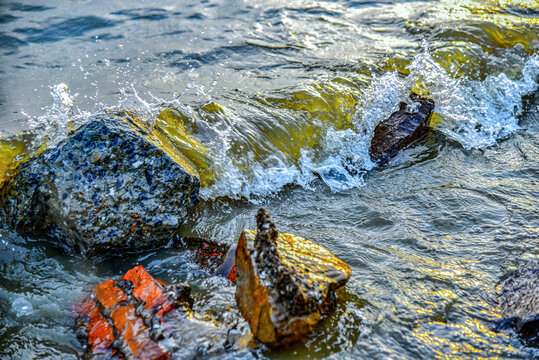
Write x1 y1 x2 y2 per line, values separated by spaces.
155 108 214 187
0 133 45 188
235 208 351 348
0 112 200 255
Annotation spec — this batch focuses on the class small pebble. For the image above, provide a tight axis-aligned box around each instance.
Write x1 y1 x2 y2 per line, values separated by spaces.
89 149 102 164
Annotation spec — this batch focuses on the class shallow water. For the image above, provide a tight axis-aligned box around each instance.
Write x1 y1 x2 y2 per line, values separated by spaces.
0 0 538 359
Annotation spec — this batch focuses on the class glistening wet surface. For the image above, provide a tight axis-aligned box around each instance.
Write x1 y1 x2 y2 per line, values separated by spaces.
0 0 538 359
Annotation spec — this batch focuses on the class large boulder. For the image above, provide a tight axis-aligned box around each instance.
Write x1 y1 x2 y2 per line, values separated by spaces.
498 262 539 338
235 208 351 348
0 112 200 255
369 93 435 165
74 265 245 359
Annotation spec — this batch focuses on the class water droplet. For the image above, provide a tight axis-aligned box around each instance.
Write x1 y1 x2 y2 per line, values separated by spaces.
12 297 33 317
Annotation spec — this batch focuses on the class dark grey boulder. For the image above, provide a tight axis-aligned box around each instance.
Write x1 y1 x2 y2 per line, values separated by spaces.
498 262 539 338
369 93 435 165
0 112 200 255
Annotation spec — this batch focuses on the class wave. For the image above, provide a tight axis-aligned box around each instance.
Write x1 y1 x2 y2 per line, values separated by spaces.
200 53 539 198
8 53 539 200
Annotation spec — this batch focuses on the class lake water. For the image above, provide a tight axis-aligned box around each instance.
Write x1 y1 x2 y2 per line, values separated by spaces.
0 0 538 358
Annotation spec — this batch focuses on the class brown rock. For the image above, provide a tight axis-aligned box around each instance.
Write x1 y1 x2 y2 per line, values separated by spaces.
369 93 435 165
235 208 351 348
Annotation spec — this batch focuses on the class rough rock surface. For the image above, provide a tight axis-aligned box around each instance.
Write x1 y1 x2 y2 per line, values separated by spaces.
0 112 200 255
498 262 539 338
235 208 351 348
74 265 246 359
369 93 435 165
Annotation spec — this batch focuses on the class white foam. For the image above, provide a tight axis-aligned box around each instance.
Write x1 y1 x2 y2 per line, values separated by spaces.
28 84 76 146
404 53 539 149
118 86 161 129
26 53 538 200
209 54 538 198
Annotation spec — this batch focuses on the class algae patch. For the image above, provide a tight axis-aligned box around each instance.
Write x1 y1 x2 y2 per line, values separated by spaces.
0 135 47 188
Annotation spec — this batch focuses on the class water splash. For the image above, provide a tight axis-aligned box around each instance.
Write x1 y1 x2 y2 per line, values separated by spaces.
118 86 161 129
11 297 33 317
14 53 539 200
27 83 77 147
405 52 539 148
210 53 538 197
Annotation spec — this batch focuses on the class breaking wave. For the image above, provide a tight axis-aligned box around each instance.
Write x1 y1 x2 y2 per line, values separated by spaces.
199 53 539 198
15 53 539 200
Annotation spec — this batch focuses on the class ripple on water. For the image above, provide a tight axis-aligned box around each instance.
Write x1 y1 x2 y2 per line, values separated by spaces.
0 0 538 359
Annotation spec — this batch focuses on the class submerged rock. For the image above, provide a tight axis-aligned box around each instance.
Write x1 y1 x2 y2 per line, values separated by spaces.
215 244 237 283
369 93 435 165
235 208 351 348
176 236 236 282
0 112 200 255
498 262 539 338
74 265 246 359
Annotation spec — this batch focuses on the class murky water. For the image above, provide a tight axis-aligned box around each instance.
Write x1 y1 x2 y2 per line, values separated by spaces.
1 0 538 358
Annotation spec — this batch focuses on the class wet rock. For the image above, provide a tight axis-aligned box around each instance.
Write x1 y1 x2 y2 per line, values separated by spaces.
498 262 539 338
74 265 247 359
0 112 200 255
369 93 435 165
0 132 35 188
176 236 228 270
235 208 351 348
170 236 236 282
215 244 237 283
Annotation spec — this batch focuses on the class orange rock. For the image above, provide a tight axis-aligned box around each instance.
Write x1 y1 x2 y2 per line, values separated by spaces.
94 279 127 310
227 266 237 283
75 267 172 359
110 305 135 337
74 296 116 355
122 265 169 313
111 304 168 359
74 265 240 359
121 265 184 318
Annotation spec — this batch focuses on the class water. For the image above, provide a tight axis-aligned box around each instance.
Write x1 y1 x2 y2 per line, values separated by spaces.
0 0 538 358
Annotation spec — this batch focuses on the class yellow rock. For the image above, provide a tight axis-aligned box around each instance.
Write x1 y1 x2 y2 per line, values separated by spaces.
235 209 351 348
